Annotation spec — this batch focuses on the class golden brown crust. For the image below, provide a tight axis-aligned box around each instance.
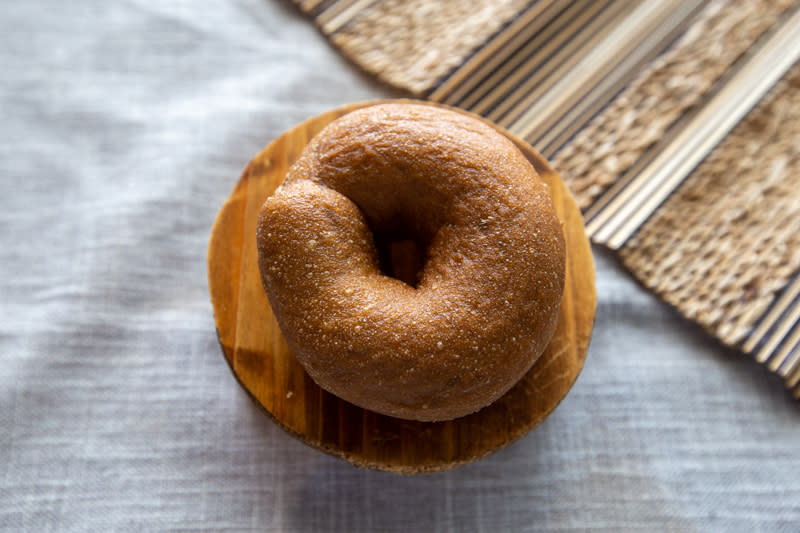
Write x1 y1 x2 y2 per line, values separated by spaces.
256 103 565 421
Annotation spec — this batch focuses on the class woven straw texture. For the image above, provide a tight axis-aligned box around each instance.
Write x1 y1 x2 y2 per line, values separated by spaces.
552 0 796 209
306 0 531 95
619 62 800 348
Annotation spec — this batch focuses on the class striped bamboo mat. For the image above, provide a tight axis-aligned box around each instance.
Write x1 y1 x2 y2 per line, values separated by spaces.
294 0 800 398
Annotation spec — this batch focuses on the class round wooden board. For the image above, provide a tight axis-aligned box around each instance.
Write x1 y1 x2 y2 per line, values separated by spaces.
208 100 596 474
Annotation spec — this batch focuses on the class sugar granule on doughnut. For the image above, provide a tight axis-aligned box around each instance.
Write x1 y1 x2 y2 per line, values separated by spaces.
256 103 566 422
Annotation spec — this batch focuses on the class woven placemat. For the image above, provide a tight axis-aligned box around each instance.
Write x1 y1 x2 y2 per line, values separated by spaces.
294 0 800 397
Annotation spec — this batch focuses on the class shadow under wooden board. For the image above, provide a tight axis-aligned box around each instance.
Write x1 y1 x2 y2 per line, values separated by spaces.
208 100 596 474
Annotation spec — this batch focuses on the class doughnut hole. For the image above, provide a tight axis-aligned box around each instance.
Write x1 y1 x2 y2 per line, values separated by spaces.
379 237 425 287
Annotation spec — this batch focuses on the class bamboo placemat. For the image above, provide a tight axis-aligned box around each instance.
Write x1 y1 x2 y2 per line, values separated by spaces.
294 0 800 397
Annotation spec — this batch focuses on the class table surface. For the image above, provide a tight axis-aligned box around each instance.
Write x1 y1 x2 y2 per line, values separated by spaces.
2 1 798 531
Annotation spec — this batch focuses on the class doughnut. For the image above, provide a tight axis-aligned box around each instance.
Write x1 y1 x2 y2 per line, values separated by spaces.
256 103 565 422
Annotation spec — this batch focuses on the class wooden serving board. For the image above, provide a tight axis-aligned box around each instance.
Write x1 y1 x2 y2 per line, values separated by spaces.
208 100 596 474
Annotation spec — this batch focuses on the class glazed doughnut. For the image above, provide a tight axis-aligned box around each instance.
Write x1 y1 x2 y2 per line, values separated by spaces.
256 103 565 422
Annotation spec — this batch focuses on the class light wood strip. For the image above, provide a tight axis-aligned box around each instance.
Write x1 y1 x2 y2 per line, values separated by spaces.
457 0 596 112
315 0 349 26
489 0 629 126
439 0 572 107
466 0 606 117
319 0 377 34
429 0 565 103
767 309 800 374
776 337 800 378
512 1 700 141
588 8 800 248
535 0 704 156
787 358 800 388
744 276 800 356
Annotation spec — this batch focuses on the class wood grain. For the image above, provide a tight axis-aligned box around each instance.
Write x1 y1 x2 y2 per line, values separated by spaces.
207 100 596 474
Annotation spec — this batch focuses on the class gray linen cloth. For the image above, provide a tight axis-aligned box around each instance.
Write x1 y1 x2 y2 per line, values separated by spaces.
1 1 798 531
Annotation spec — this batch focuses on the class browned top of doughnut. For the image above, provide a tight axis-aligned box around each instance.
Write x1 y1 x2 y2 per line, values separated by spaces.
257 103 565 421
